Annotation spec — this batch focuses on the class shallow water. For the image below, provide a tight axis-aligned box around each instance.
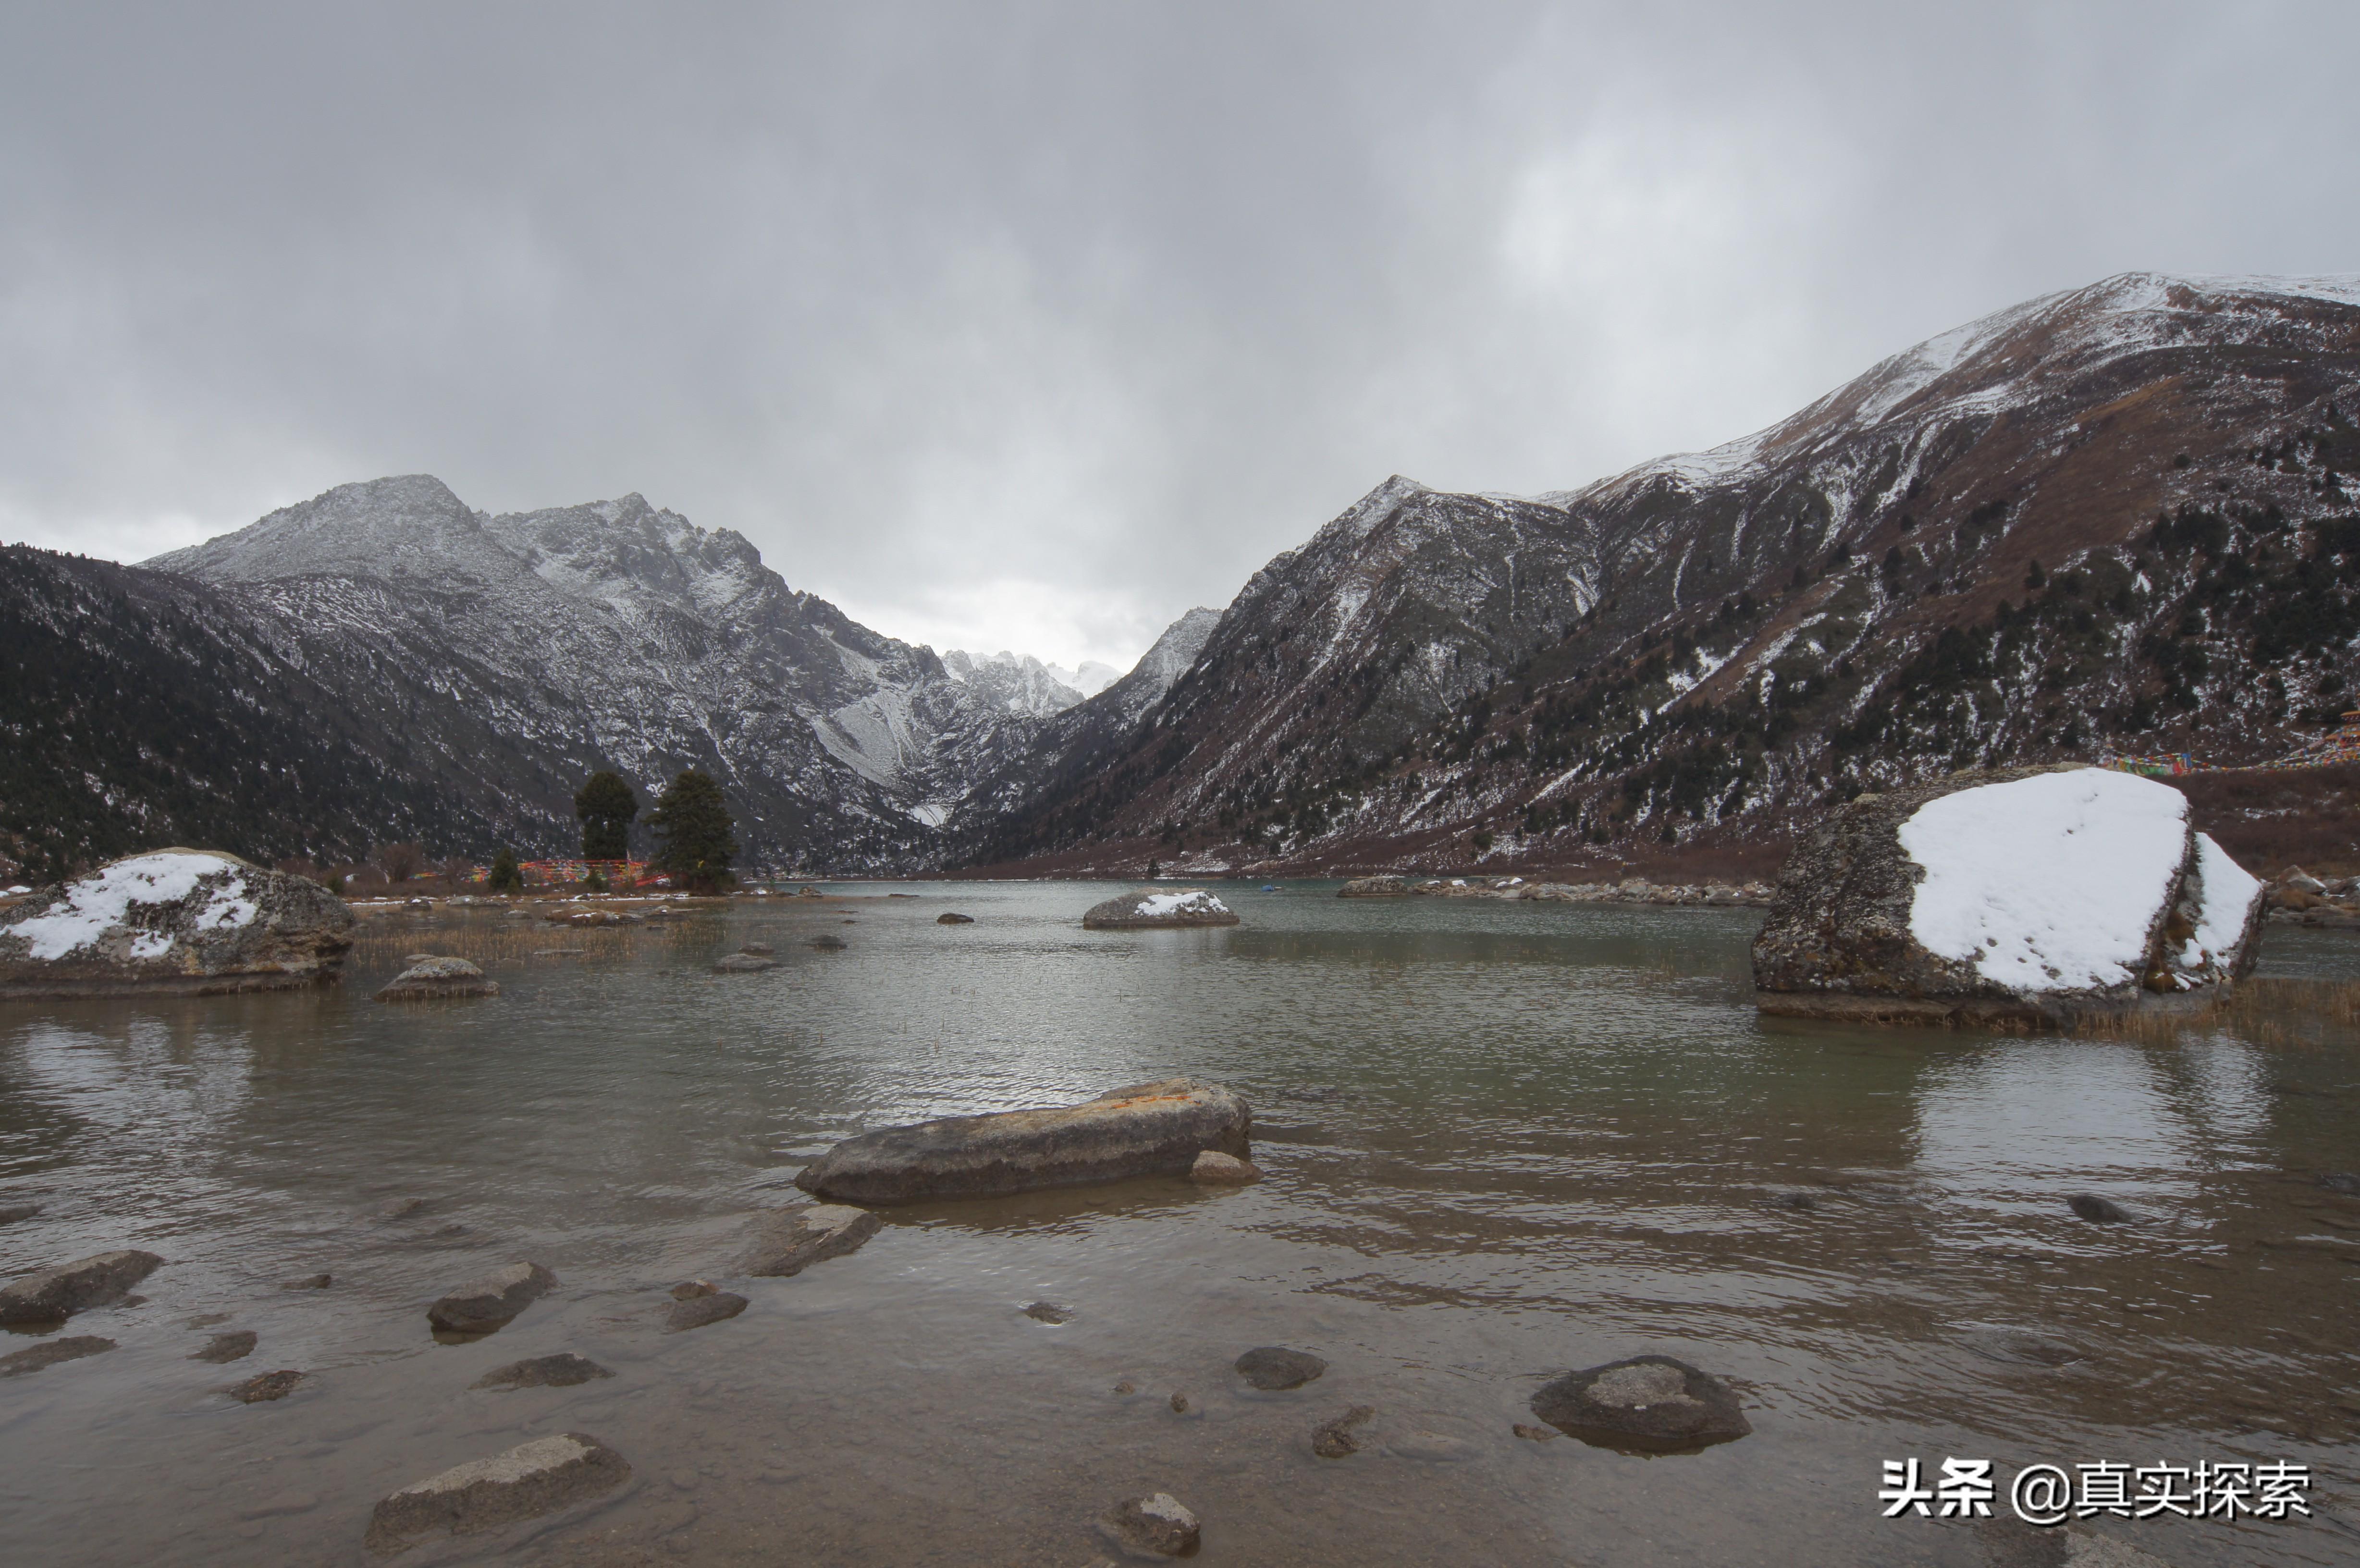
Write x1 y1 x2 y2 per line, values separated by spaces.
1 883 2356 1567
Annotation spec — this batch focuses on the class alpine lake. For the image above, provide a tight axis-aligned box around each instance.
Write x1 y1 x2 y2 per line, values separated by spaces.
1 882 2356 1568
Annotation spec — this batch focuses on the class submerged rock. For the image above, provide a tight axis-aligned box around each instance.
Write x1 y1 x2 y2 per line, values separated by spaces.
1083 888 1240 930
1189 1150 1261 1185
2318 1172 2360 1195
1103 1493 1201 1558
474 1353 614 1390
365 1433 631 1553
427 1262 556 1335
1960 1327 2083 1368
0 1335 114 1377
0 1202 41 1225
0 851 354 999
1023 1301 1074 1324
0 1249 163 1325
795 1078 1252 1204
1753 768 2265 1026
191 1330 259 1364
807 934 847 951
229 1369 306 1403
1337 876 1410 898
377 957 498 1001
740 1204 883 1276
279 1272 333 1290
1311 1404 1375 1458
738 942 774 956
1528 1354 1751 1452
711 952 778 973
936 912 975 924
664 1291 748 1332
2067 1193 2137 1225
1235 1346 1327 1390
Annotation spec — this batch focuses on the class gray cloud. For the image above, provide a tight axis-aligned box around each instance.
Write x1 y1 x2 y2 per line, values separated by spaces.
5 1 2356 666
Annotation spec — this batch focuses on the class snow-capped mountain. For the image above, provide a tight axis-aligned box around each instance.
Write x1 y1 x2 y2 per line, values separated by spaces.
940 650 1087 718
967 272 2360 872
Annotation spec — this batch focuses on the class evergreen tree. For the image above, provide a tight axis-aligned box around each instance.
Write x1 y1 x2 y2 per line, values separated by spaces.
487 846 524 894
575 771 639 860
648 770 737 894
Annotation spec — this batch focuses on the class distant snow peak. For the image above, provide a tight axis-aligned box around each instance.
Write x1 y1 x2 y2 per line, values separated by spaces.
939 649 1086 717
1047 660 1120 698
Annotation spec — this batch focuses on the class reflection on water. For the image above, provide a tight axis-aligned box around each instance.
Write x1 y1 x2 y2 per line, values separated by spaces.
0 884 2354 1568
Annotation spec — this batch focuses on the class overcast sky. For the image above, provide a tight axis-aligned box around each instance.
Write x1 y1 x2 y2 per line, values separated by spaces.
4 2 2356 669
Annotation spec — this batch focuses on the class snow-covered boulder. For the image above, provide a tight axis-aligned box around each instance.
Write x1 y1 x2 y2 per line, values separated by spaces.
1082 888 1241 929
1753 766 2264 1025
0 850 353 999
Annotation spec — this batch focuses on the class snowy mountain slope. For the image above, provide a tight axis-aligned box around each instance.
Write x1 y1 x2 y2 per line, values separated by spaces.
967 272 2360 873
941 650 1087 717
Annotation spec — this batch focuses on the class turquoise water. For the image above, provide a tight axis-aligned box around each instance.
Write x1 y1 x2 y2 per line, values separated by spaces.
0 882 2355 1566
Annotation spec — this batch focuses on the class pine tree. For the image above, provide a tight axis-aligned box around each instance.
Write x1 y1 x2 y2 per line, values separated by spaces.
575 771 639 860
488 846 524 894
648 771 737 894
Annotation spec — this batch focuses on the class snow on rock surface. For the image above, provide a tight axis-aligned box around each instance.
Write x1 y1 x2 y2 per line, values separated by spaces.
1082 888 1241 930
1897 770 2189 994
2184 832 2266 984
7 852 254 960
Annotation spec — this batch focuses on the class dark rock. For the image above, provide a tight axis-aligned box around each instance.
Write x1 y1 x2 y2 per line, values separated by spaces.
2067 1193 2136 1225
1235 1346 1327 1390
377 956 498 1001
191 1330 258 1363
229 1369 307 1403
1114 1379 1136 1396
1337 876 1409 898
664 1291 748 1332
2319 1172 2360 1195
1311 1405 1374 1458
711 952 778 973
740 1204 883 1275
936 912 974 924
427 1262 556 1335
473 1353 614 1390
669 1279 717 1300
1528 1354 1751 1453
365 1432 631 1553
1752 767 2263 1026
0 1202 43 1225
1082 888 1240 930
1168 1392 1191 1414
0 850 355 999
808 934 847 951
0 1335 114 1377
1104 1493 1200 1557
0 1249 163 1325
280 1272 333 1290
1023 1301 1073 1324
1773 1192 1818 1212
1189 1150 1260 1184
796 1078 1251 1205
1960 1327 2083 1367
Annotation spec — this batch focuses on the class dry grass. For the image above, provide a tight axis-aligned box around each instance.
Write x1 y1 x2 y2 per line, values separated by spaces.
2073 977 2360 1049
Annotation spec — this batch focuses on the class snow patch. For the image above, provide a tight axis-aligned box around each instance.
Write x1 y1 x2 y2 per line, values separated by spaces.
1135 890 1231 919
9 851 253 961
2189 832 2263 971
1899 771 2189 995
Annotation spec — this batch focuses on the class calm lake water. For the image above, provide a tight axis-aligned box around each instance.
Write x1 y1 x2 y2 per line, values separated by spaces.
1 882 2356 1567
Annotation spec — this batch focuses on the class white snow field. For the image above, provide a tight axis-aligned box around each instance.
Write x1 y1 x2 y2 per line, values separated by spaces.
1134 890 1232 920
7 850 256 960
1897 771 2191 995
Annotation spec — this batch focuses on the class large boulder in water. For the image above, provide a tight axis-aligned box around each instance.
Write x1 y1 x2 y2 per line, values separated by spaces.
795 1078 1252 1204
377 956 498 1001
1082 888 1240 929
0 1249 163 1325
0 850 353 999
1753 766 2264 1026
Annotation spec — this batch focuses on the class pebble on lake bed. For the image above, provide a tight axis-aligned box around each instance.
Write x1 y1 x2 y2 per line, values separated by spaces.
427 1262 555 1335
1528 1355 1750 1453
1234 1346 1327 1390
0 1335 114 1378
229 1369 306 1403
365 1432 631 1553
472 1353 614 1390
1103 1493 1201 1558
1311 1405 1375 1458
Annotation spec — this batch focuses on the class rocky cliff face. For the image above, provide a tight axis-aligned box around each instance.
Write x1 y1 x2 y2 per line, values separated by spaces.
967 273 2360 874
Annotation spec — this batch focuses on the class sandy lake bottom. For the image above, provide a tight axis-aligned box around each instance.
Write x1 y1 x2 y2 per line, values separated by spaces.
1 881 2356 1567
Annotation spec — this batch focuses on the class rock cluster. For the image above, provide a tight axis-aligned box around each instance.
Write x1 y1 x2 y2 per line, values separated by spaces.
795 1078 1252 1204
2266 867 2360 928
1082 888 1241 929
1753 766 2265 1025
0 851 354 999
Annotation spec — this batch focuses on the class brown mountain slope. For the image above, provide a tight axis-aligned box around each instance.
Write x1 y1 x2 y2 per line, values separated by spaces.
959 272 2360 878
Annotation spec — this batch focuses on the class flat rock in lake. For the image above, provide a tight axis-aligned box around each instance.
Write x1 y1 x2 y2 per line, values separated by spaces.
0 1249 162 1325
230 1369 306 1403
1530 1355 1750 1452
191 1330 258 1363
1103 1493 1200 1558
1235 1346 1327 1390
0 1335 114 1377
740 1204 883 1276
427 1262 555 1335
0 850 355 999
474 1352 614 1390
377 957 498 1002
1082 888 1240 930
936 912 974 924
365 1432 631 1553
1190 1150 1260 1184
664 1291 748 1332
795 1078 1252 1204
711 953 777 973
